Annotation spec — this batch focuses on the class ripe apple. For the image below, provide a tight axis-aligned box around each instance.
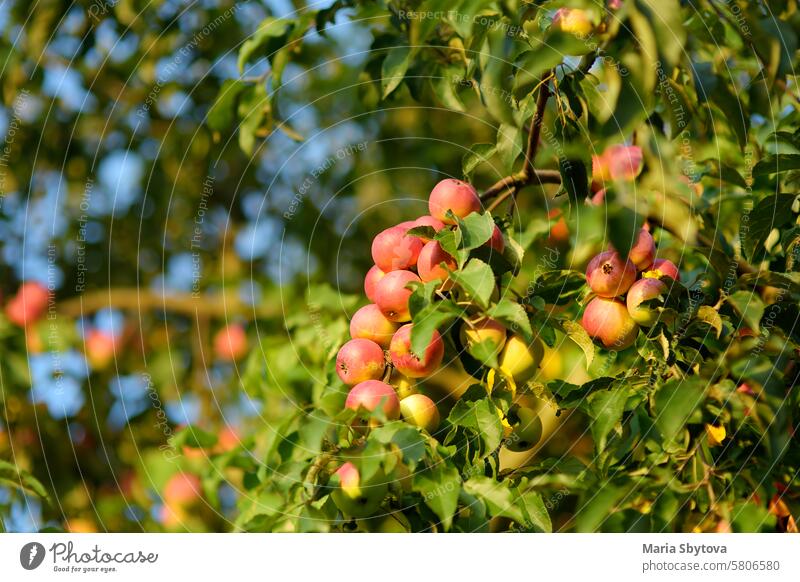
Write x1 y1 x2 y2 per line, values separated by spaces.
416 240 456 285
548 208 570 244
626 278 667 327
86 330 117 370
374 269 420 322
345 380 400 419
498 335 543 383
350 304 399 348
364 265 386 302
330 462 388 518
5 281 50 327
428 178 481 224
400 393 440 432
391 371 419 399
585 250 636 297
460 317 507 356
593 144 643 182
628 228 655 271
581 296 639 350
213 323 248 361
552 8 594 37
163 473 201 506
505 407 543 452
649 258 680 281
336 338 386 385
487 225 505 253
389 324 445 378
371 225 423 272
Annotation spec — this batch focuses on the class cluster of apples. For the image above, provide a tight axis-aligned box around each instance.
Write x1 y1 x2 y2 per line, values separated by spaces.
335 179 493 436
581 228 680 350
329 179 549 519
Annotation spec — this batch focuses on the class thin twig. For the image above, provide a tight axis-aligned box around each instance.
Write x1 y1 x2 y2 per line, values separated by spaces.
481 77 556 205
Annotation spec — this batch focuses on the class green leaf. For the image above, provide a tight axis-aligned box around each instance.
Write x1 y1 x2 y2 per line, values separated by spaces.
742 193 798 260
414 464 461 530
496 123 523 173
587 387 628 452
711 81 749 149
559 158 589 205
238 18 293 73
447 397 503 454
517 488 552 532
431 73 466 112
169 425 218 449
727 291 765 333
370 421 427 466
466 339 500 369
575 484 626 532
237 83 269 155
449 259 495 308
0 460 50 500
559 320 594 368
455 211 495 251
638 0 685 70
382 46 411 98
608 206 645 258
462 143 497 180
207 79 247 132
488 299 532 342
653 378 707 443
298 411 331 455
753 154 800 177
703 159 747 188
410 300 463 356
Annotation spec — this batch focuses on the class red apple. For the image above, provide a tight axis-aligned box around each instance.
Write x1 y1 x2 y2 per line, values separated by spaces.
487 224 505 253
163 473 201 506
389 324 444 378
213 324 248 361
585 250 636 297
350 304 399 348
649 258 680 281
628 228 655 271
371 225 423 272
374 270 420 322
345 380 400 419
581 297 639 350
626 278 667 326
5 281 50 327
86 330 117 370
364 265 386 303
336 338 386 385
428 179 481 224
416 240 456 284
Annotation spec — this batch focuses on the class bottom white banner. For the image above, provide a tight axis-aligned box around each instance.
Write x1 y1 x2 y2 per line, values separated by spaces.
0 534 797 581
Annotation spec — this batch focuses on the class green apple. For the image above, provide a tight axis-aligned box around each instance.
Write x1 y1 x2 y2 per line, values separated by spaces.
505 407 543 452
498 335 543 383
399 394 440 432
330 462 388 518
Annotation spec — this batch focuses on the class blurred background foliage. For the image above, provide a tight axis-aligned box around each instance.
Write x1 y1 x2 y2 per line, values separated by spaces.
0 0 799 532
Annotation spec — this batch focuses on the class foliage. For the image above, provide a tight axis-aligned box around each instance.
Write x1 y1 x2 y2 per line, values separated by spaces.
0 0 798 533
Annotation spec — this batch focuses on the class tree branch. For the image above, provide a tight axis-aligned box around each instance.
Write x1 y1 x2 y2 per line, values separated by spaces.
57 288 279 319
481 79 557 205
